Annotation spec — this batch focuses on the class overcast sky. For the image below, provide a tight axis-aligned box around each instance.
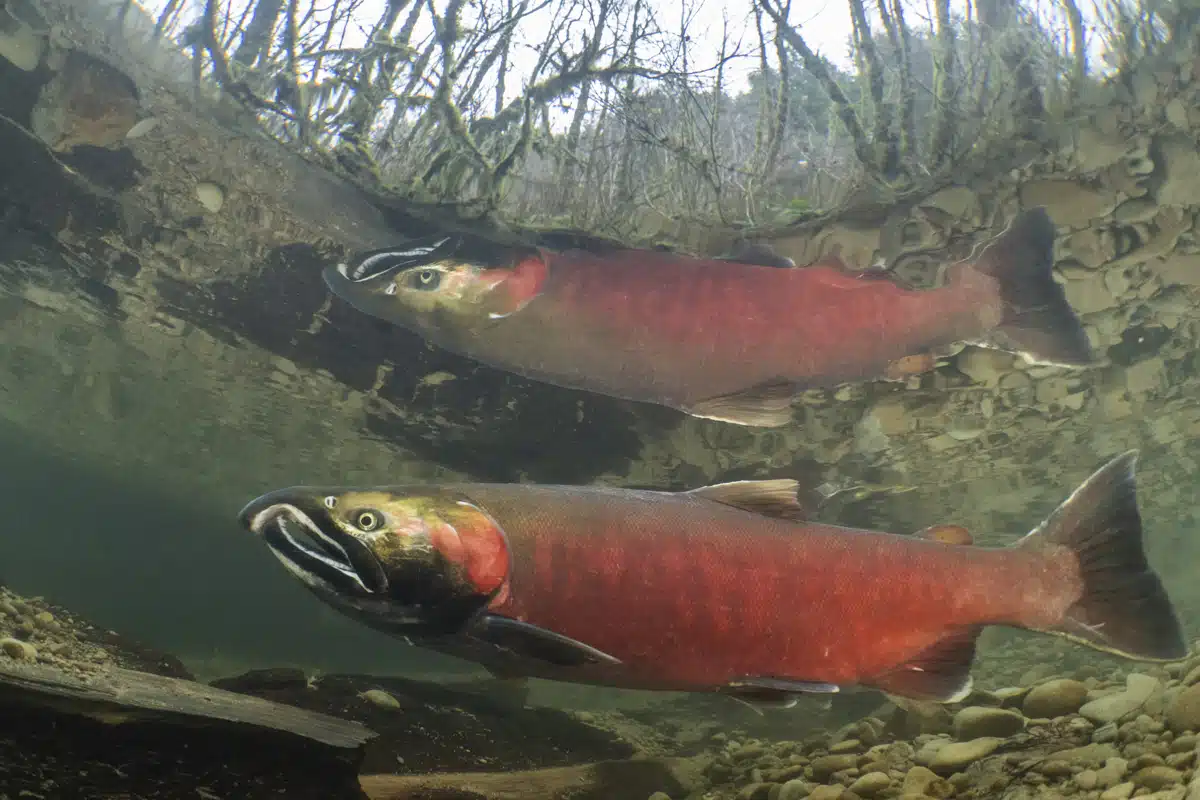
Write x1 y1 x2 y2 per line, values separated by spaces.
144 0 1100 105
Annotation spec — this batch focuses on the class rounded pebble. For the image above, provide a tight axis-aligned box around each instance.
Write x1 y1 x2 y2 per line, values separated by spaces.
775 779 811 800
847 771 890 797
195 182 225 213
0 637 36 660
952 706 1026 740
929 737 1003 773
1131 765 1182 790
1023 678 1089 718
1165 683 1200 732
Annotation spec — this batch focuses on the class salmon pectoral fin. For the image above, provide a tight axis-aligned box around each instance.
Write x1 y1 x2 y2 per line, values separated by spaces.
469 615 622 668
964 207 1095 367
723 677 840 710
685 380 797 427
1017 451 1188 662
688 479 809 521
865 627 981 703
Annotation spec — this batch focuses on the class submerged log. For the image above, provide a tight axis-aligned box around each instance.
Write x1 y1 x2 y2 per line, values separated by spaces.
358 756 706 800
0 658 374 798
0 658 375 747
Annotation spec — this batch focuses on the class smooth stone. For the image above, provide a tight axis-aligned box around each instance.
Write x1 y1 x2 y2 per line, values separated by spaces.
807 787 845 800
776 780 812 800
1141 790 1187 800
847 772 891 797
929 738 1003 773
953 706 1026 740
901 765 950 797
1052 743 1122 767
1100 783 1135 800
1036 759 1075 777
1133 765 1184 790
736 784 775 800
1080 674 1161 724
0 637 36 661
1170 734 1198 752
1095 757 1130 788
810 754 858 780
1165 683 1200 732
914 739 950 766
1024 678 1090 718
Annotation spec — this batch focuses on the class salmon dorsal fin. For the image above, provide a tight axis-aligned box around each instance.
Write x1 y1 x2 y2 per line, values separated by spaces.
686 380 797 427
866 627 981 703
688 479 808 521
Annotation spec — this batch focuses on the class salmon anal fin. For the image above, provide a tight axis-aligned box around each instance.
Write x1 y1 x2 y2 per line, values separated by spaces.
686 380 797 427
470 615 621 668
883 353 938 381
866 627 981 703
688 479 808 521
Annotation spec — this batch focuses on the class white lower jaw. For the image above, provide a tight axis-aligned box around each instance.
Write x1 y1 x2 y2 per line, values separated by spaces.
258 507 373 595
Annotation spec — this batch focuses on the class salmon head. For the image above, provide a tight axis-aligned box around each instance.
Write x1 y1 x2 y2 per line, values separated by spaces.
239 487 511 636
322 235 549 335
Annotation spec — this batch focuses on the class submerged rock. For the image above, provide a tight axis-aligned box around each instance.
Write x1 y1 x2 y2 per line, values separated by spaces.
928 737 1003 773
952 706 1026 740
1080 674 1162 724
1165 683 1200 733
1024 678 1090 718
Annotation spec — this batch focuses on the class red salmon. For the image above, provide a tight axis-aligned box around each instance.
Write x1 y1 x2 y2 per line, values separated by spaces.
239 452 1184 705
322 208 1093 426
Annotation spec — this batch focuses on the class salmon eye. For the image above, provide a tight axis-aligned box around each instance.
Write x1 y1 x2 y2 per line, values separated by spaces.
407 269 442 291
353 509 383 532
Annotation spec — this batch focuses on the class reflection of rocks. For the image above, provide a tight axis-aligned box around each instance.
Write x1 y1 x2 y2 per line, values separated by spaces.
0 0 45 71
30 50 139 151
1018 179 1119 228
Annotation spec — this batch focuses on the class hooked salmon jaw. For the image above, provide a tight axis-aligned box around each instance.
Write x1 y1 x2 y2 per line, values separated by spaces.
247 503 386 596
340 238 454 283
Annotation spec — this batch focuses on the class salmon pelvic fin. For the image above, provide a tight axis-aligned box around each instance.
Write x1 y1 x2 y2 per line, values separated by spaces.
967 207 1095 367
1018 450 1188 662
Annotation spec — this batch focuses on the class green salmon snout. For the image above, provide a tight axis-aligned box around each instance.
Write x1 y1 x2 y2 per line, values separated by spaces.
239 488 511 635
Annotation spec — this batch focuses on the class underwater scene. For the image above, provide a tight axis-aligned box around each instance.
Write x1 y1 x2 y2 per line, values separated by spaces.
3 0 1200 798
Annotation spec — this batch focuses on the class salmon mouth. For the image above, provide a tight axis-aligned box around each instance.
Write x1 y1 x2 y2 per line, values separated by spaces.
244 503 387 596
334 237 455 283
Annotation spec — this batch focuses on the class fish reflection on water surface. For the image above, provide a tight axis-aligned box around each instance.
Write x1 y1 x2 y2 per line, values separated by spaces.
240 452 1186 709
320 208 1095 426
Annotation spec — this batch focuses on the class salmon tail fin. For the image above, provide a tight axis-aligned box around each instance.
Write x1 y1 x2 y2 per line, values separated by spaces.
1018 451 1187 662
967 207 1095 367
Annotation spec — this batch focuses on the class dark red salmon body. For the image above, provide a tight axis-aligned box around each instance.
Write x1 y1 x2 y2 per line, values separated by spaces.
240 453 1185 704
323 209 1094 426
485 250 997 406
465 485 1070 693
